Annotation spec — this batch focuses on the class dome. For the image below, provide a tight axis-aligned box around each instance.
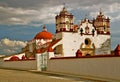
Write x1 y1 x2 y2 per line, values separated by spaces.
9 56 20 61
34 26 53 39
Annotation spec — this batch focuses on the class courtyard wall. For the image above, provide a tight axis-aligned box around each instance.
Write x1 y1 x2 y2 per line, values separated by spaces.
0 59 37 70
48 55 120 81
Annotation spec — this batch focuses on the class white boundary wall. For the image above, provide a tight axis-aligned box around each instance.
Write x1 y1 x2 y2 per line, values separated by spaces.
48 56 120 81
0 59 37 70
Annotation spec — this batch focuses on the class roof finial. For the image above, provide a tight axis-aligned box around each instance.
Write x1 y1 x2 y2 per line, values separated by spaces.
62 3 67 12
42 25 47 31
63 3 66 8
85 14 88 19
99 8 102 15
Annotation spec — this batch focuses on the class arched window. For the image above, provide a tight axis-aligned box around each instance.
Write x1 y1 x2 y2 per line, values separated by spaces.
84 38 91 45
54 44 63 56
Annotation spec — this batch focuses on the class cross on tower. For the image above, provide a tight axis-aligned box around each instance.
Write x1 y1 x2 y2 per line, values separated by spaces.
63 3 67 8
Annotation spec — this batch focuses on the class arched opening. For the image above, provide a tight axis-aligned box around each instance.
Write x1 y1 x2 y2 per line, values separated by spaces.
54 44 63 57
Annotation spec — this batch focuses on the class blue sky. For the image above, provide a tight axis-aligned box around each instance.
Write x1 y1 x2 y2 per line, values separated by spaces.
0 0 120 55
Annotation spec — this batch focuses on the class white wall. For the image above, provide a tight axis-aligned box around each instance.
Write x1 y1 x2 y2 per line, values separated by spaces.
0 59 37 70
61 32 110 56
48 56 120 81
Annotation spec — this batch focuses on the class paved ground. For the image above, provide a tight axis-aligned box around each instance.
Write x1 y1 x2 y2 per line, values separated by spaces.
0 68 104 82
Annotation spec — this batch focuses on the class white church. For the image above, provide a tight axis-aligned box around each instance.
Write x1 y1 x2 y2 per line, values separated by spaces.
20 6 111 59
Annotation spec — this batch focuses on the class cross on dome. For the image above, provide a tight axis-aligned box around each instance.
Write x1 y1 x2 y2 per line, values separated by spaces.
42 25 47 31
34 25 52 39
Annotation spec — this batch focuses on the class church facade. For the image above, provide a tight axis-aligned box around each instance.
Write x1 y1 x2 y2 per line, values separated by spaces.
53 6 111 57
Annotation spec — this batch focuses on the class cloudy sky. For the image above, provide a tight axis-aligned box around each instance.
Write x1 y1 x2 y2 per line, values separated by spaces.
0 0 120 55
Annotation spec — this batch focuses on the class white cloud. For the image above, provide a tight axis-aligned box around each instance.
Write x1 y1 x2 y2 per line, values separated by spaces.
108 3 120 13
1 1 120 26
32 5 63 24
0 38 26 55
0 6 35 25
86 3 120 22
0 5 62 26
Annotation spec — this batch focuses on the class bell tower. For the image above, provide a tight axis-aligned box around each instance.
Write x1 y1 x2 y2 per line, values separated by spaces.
93 10 110 35
55 5 74 33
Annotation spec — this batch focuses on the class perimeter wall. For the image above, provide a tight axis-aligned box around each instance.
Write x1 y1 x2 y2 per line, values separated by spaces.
0 59 37 70
47 55 120 81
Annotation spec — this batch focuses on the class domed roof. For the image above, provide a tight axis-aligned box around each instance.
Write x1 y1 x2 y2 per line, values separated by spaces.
9 56 20 61
34 26 53 39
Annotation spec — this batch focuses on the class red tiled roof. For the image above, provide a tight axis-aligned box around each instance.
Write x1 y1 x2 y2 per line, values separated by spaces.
39 39 61 53
34 31 53 39
49 39 61 47
34 26 53 39
48 47 53 52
